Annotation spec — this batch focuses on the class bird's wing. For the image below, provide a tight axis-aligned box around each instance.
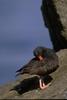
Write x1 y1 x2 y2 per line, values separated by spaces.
16 52 59 76
16 58 39 75
40 57 59 75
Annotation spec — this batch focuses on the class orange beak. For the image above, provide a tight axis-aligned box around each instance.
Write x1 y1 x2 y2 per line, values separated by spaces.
38 55 43 61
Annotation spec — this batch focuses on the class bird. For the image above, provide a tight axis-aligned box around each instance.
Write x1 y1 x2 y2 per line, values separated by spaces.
16 46 59 90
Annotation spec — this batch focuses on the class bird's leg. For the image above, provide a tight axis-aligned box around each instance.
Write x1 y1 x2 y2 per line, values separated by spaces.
39 77 51 90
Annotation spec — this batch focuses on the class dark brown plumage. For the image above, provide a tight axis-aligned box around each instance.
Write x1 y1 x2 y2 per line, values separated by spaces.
16 46 59 77
16 46 59 89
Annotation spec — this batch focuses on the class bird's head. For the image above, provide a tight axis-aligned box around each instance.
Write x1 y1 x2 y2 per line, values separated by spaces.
33 46 46 61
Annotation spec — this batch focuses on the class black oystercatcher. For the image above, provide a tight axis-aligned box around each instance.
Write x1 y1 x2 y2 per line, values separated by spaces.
16 46 59 89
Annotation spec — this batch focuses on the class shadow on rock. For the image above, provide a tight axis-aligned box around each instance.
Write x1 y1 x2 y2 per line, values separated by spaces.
10 75 53 95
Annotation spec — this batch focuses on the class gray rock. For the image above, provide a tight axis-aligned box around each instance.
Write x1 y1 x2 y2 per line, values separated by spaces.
41 0 67 51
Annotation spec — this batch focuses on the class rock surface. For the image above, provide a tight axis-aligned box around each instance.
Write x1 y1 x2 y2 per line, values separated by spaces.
41 0 67 51
0 49 67 99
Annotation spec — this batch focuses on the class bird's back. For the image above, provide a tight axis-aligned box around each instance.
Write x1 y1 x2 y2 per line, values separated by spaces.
16 48 59 76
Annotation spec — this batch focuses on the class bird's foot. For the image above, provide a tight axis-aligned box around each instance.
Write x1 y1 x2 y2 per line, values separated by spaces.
39 79 51 90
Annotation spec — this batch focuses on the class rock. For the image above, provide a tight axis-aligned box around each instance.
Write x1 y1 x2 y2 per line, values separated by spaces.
0 49 67 99
41 0 67 51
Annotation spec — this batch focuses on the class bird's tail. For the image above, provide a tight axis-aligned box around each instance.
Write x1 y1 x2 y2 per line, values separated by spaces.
15 70 24 77
16 68 22 73
15 72 21 77
15 65 27 77
15 69 21 77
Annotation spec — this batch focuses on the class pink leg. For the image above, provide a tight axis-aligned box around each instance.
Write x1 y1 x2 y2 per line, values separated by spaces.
39 79 51 90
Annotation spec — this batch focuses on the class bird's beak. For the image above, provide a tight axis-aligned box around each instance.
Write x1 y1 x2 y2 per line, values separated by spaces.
38 55 43 61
